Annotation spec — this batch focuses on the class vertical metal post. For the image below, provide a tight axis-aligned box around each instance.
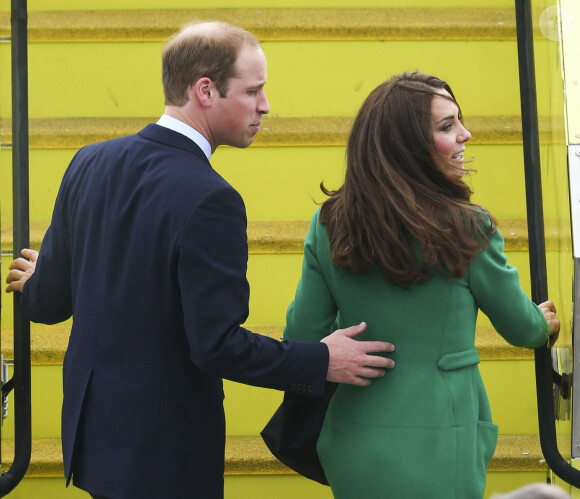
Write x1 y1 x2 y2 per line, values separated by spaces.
516 4 547 299
515 0 580 486
10 0 31 482
0 0 31 495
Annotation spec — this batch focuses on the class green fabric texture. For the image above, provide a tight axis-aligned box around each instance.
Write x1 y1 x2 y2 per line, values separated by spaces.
284 209 548 499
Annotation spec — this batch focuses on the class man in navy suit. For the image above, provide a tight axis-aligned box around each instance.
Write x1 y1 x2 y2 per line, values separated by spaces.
6 21 395 498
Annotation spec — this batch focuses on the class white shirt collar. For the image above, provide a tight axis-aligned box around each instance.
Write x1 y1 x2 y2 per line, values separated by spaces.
156 114 212 161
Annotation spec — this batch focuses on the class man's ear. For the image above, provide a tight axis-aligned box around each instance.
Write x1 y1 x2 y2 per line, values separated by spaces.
192 77 215 107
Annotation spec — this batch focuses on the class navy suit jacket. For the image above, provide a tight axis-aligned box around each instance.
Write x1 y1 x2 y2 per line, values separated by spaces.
23 124 329 498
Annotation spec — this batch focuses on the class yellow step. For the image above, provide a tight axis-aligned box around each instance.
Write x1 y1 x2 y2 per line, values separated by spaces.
0 0 515 12
0 218 564 254
0 115 562 150
0 434 551 477
0 434 554 499
0 8 517 43
0 321 544 438
0 323 537 367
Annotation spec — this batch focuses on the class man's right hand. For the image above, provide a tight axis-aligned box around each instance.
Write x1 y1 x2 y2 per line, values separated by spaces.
5 248 38 293
321 322 395 386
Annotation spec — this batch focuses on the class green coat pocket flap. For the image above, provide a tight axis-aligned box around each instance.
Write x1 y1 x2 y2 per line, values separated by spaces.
437 348 480 371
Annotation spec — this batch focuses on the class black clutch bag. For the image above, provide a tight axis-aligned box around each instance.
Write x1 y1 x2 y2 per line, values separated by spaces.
260 382 337 486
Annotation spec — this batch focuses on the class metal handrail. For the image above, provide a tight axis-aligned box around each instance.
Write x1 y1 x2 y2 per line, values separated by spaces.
515 0 580 487
0 0 32 495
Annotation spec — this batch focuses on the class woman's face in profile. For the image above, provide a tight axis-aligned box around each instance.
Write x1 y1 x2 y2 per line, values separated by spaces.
430 90 472 177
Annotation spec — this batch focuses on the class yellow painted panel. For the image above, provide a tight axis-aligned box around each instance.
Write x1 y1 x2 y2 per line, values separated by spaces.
266 40 525 117
1 366 62 439
562 0 580 144
0 478 89 498
541 144 571 222
218 144 541 221
27 152 69 224
0 149 10 222
18 43 163 120
1 254 15 326
246 253 303 325
0 248 564 346
2 143 532 223
480 360 539 435
225 359 546 436
212 146 347 221
0 358 557 440
0 149 74 223
0 344 548 440
545 248 574 347
0 365 287 439
0 248 535 330
224 379 283 435
0 44 9 122
246 252 534 325
225 474 333 499
448 145 527 221
1 40 550 119
1 252 296 328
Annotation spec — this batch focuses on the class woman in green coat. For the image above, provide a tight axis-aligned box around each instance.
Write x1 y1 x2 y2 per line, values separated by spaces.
283 72 560 498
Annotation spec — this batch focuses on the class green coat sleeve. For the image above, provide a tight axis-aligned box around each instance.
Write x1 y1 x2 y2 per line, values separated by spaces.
468 227 549 348
284 210 338 342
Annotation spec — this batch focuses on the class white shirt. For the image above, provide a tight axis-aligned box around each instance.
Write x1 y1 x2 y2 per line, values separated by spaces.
156 114 212 161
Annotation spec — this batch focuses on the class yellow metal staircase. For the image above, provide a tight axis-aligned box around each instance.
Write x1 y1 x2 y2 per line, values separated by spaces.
0 1 570 497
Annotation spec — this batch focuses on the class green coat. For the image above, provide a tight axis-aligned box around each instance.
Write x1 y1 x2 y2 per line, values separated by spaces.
284 209 548 499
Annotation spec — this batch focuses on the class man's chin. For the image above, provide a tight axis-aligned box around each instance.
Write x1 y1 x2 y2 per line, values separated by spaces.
240 137 256 149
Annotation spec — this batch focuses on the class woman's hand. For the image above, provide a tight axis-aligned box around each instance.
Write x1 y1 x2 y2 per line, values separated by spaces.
539 300 560 347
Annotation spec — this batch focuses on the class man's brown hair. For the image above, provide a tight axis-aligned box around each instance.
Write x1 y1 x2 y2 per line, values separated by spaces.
162 21 260 105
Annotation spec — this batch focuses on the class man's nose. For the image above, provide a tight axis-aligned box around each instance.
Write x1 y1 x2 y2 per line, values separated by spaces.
258 90 270 114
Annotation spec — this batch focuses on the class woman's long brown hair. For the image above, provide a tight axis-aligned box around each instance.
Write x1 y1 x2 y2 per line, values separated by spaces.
320 72 496 288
